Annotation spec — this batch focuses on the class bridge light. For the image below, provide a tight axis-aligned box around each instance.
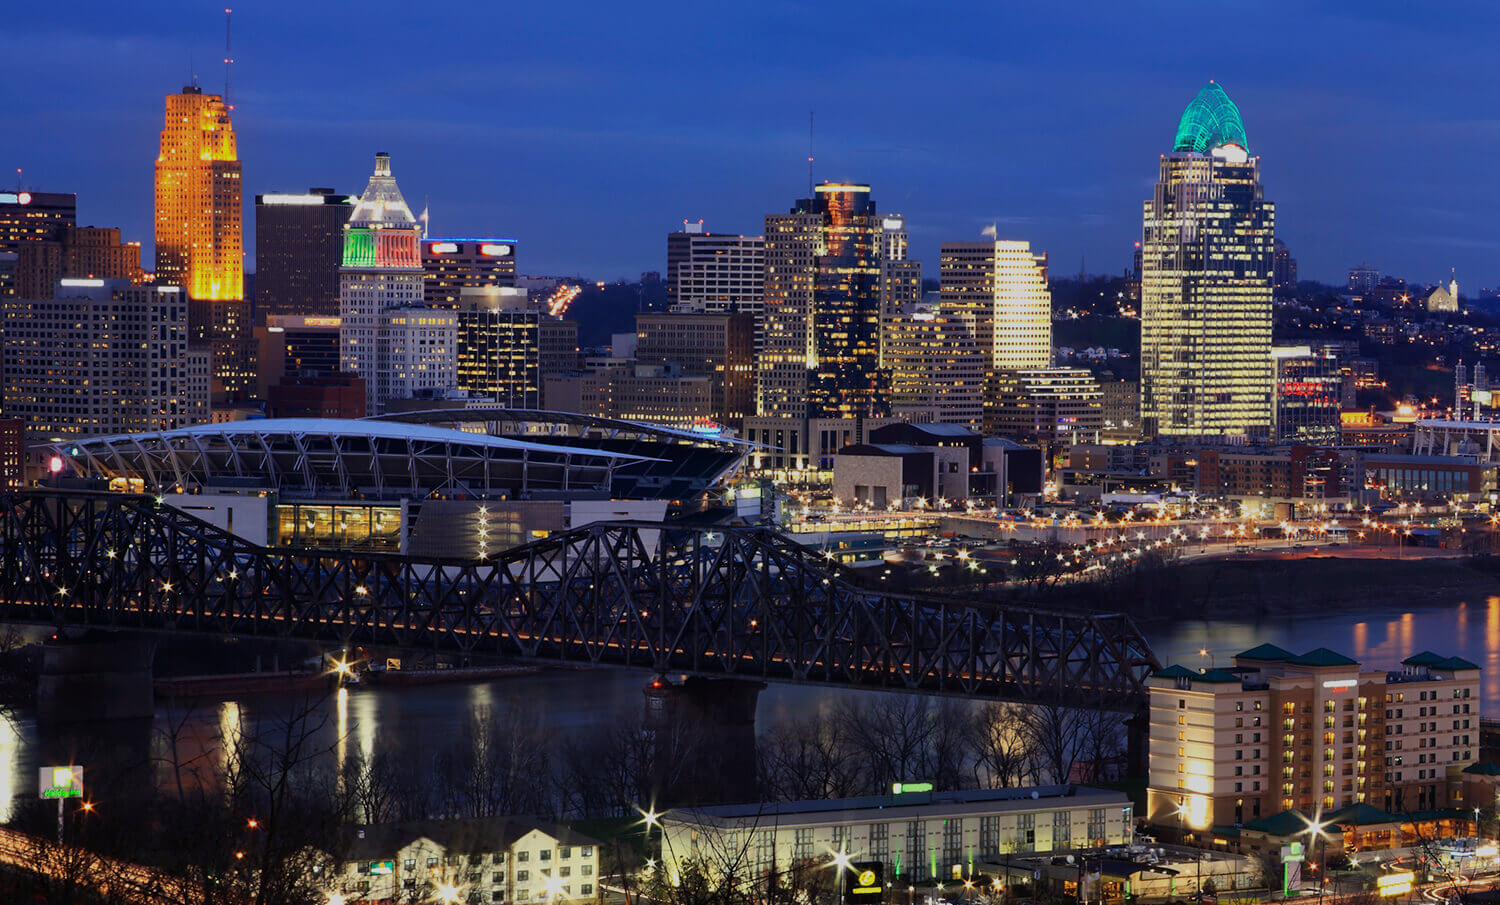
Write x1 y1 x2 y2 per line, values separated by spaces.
48 456 63 474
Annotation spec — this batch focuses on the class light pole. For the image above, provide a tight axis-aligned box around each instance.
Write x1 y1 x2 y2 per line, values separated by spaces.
830 849 854 904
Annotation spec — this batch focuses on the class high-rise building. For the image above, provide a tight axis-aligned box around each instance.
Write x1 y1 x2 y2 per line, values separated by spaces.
339 153 429 414
15 226 144 298
154 85 250 400
664 227 766 354
759 183 886 419
939 241 1052 372
879 215 922 365
1140 81 1275 440
1348 265 1380 295
1272 238 1297 296
1273 345 1342 444
633 311 755 422
884 307 985 429
254 189 352 319
1146 644 1479 832
255 314 343 399
422 238 519 305
0 419 21 489
377 307 457 405
2 279 209 439
455 287 578 410
0 191 76 297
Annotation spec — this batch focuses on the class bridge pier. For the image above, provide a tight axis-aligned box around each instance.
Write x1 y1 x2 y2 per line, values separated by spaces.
644 676 764 806
38 635 157 724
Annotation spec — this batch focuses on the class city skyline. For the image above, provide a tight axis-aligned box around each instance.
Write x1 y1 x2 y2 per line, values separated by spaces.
6 2 1500 284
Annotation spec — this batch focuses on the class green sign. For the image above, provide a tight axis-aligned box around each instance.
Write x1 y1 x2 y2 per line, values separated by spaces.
891 782 933 795
39 766 82 800
370 860 395 875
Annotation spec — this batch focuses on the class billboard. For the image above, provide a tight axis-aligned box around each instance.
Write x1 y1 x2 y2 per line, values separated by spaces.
847 861 883 905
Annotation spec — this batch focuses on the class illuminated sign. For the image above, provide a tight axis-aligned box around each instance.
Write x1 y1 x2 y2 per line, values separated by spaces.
370 860 395 875
1282 841 1304 862
847 861 883 904
1377 871 1413 897
59 278 105 288
0 192 31 205
1321 679 1357 690
480 243 512 257
881 217 904 231
891 781 933 794
260 193 326 205
1475 390 1493 405
39 766 83 799
428 242 458 254
301 316 342 327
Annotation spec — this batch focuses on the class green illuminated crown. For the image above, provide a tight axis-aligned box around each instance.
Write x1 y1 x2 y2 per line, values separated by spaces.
1173 81 1249 154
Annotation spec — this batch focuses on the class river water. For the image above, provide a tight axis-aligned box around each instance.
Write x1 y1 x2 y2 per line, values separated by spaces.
1 596 1496 820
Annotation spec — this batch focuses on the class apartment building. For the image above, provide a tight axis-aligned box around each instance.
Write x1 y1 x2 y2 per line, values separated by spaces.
336 818 600 904
662 785 1132 887
1146 644 1479 839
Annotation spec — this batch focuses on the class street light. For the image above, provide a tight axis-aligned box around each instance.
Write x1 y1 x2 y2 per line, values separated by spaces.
829 848 854 903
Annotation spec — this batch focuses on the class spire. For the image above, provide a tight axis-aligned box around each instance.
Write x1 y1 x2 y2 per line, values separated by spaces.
1173 81 1249 154
349 152 416 228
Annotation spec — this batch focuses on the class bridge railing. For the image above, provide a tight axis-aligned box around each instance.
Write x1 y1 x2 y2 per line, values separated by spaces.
0 490 1159 711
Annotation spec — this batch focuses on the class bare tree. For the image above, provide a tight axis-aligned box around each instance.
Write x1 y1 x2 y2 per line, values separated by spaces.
757 714 863 801
970 702 1039 788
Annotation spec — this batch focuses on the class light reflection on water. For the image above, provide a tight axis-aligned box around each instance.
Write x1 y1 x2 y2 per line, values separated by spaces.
3 597 1499 815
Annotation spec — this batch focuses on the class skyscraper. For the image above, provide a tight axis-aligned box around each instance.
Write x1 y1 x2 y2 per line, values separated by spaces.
422 238 519 305
1140 81 1275 439
254 189 352 319
0 191 76 297
878 215 922 364
155 86 250 399
665 227 765 318
939 241 1051 371
759 183 885 419
339 153 430 414
455 287 577 410
1272 238 1298 296
885 307 985 429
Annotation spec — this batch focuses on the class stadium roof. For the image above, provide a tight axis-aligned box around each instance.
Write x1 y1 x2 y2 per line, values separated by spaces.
51 418 657 501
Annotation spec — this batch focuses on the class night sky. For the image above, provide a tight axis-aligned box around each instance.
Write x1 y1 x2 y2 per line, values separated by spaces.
6 1 1498 286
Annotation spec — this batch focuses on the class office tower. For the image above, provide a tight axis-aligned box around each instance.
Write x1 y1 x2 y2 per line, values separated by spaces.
1348 265 1380 295
15 226 145 298
1272 238 1297 296
254 189 353 319
376 307 457 404
1273 345 1342 445
665 227 766 328
1140 81 1275 440
339 153 428 414
455 287 578 409
884 307 985 429
0 190 76 297
255 314 343 398
879 215 922 364
2 279 208 439
422 238 519 305
155 85 251 399
759 183 886 419
635 311 756 421
985 368 1103 447
939 241 1052 371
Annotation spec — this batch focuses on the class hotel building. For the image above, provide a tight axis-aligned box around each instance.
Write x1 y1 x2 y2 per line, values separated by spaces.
1146 644 1479 836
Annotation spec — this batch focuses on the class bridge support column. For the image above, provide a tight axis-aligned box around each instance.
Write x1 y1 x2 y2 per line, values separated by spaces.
1126 703 1150 781
38 636 157 724
644 676 764 806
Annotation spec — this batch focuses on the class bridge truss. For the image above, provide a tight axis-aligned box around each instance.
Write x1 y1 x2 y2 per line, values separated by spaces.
0 492 1158 711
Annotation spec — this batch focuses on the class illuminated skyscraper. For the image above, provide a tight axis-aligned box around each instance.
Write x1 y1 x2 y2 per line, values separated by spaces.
1140 81 1275 439
154 86 250 399
338 153 434 414
939 241 1051 371
878 215 922 365
758 183 886 419
885 306 984 429
255 189 352 318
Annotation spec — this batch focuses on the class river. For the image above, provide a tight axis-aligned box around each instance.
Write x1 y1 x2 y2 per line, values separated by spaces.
0 596 1496 819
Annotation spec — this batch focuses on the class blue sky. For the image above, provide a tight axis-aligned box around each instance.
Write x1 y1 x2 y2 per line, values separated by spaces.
5 1 1499 286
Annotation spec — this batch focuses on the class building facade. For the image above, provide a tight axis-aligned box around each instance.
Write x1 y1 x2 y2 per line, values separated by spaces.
666 226 765 319
155 85 251 399
759 183 887 420
664 786 1132 887
456 287 578 410
939 241 1051 372
1147 645 1479 835
635 311 755 422
379 307 458 405
254 189 351 319
1274 345 1342 445
15 226 144 299
884 307 985 429
1140 82 1275 440
2 279 208 439
339 153 430 414
422 238 519 305
986 368 1104 448
0 190 76 297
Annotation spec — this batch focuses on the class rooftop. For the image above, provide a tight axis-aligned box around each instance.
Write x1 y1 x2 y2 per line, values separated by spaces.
675 784 1127 823
1173 81 1249 154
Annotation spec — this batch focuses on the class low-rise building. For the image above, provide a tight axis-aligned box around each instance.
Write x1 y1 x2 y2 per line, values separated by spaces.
336 818 600 904
661 785 1132 888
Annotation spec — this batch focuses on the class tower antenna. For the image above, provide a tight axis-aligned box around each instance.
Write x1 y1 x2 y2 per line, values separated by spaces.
807 109 815 194
224 8 234 109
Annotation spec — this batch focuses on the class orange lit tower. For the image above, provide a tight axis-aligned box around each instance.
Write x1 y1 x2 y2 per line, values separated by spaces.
154 85 251 400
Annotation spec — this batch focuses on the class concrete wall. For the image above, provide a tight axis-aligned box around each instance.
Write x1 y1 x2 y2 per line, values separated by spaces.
165 492 271 546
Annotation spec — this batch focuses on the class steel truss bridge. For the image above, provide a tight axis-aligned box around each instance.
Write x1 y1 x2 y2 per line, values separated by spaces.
0 491 1159 712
